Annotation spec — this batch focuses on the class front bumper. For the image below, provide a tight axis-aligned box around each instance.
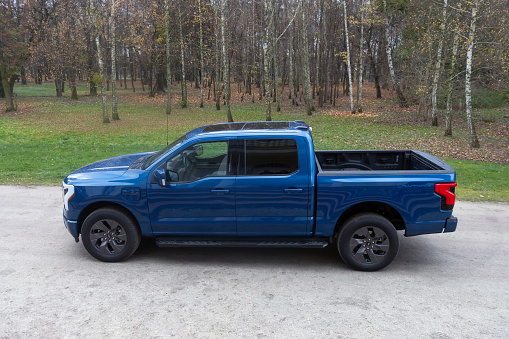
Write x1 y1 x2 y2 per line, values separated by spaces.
63 211 79 240
443 216 458 233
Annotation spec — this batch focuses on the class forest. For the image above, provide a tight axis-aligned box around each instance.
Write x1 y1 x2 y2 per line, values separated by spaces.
0 0 508 150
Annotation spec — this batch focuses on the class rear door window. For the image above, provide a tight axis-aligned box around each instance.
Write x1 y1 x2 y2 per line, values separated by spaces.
242 139 299 175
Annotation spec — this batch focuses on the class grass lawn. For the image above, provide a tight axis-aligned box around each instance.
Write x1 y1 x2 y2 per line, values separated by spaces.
1 81 507 202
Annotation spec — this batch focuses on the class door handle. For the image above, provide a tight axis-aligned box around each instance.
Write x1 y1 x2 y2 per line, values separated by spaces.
211 189 230 194
284 188 303 193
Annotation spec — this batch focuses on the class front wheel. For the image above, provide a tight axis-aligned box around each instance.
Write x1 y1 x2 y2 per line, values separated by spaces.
337 213 399 271
81 208 141 262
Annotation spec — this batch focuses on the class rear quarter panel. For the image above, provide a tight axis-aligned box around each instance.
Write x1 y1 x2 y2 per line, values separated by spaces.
315 172 456 236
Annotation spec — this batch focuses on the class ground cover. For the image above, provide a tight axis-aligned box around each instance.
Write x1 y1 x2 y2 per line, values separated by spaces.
1 81 507 201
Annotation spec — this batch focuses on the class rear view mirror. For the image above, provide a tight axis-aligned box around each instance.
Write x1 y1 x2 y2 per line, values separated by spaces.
194 144 203 156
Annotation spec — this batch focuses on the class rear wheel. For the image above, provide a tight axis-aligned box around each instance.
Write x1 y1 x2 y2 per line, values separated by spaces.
81 208 141 262
337 213 399 271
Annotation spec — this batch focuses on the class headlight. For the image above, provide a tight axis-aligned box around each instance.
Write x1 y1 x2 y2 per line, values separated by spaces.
62 182 75 210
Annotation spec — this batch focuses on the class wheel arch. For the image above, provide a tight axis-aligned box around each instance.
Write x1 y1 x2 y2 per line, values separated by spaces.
77 201 140 235
333 201 405 236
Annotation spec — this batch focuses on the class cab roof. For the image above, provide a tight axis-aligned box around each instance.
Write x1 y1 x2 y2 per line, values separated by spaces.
186 121 311 139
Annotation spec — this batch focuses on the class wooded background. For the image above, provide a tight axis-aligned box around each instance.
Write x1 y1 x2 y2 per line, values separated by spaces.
1 0 508 148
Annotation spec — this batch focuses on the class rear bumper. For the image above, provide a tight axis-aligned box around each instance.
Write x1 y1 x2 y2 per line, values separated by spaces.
443 216 458 233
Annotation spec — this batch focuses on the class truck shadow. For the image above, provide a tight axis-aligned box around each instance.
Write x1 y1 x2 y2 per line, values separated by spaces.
131 233 445 272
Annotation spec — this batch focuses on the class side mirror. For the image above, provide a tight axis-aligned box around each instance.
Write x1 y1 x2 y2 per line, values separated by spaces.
194 144 203 156
154 169 166 187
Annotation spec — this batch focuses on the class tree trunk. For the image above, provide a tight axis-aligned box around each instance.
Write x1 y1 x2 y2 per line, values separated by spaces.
465 0 481 148
221 0 233 122
164 0 172 114
273 0 280 112
431 0 448 126
356 3 365 113
68 68 78 100
343 1 355 114
263 0 273 121
445 25 459 136
199 0 205 108
214 4 221 110
55 70 63 98
89 0 109 123
0 65 15 111
300 0 314 115
382 0 408 108
178 0 187 108
111 0 119 120
130 47 136 93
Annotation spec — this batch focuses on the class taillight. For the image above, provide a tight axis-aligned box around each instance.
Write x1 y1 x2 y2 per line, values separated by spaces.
435 182 457 210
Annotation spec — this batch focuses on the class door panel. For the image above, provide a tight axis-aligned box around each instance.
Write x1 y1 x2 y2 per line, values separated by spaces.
235 138 310 236
148 140 235 236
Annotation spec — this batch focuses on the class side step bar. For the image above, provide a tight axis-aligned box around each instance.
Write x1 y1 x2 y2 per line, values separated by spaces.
155 238 329 249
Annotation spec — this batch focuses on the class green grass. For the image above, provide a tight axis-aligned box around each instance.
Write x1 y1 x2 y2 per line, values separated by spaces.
1 82 508 202
444 159 509 202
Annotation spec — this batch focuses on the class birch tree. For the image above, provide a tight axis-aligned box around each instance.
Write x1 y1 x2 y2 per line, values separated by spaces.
465 0 481 148
221 0 234 122
356 1 365 113
430 0 448 127
445 22 459 136
110 0 119 120
263 0 274 121
198 0 205 108
88 0 109 123
178 0 187 108
343 0 354 114
382 0 408 108
164 0 172 115
300 0 314 115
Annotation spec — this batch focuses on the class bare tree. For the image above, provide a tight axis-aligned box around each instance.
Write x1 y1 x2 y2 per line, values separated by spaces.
263 0 274 121
178 0 187 108
300 0 314 115
343 0 354 114
88 0 109 123
465 0 481 148
431 0 448 126
356 0 365 113
382 0 408 108
111 0 119 120
198 0 205 108
221 0 233 122
164 0 172 115
445 22 459 136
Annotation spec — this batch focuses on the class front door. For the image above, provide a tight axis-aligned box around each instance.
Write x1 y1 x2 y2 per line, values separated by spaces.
148 140 236 236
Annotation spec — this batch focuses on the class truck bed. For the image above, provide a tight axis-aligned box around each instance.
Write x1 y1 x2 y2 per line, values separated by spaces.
315 150 451 173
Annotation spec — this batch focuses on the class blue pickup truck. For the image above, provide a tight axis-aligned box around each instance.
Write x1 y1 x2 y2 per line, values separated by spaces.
62 121 458 271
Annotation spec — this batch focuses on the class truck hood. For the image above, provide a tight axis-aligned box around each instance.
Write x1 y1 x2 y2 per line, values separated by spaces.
66 152 153 181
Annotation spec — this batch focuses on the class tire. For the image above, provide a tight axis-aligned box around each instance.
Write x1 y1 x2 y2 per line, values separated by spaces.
337 213 399 271
81 208 141 262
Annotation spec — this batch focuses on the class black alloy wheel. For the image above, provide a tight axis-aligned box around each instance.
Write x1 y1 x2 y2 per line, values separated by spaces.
81 208 141 262
338 213 399 271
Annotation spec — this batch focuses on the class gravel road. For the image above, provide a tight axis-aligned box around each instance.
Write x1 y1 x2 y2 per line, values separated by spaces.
1 186 508 338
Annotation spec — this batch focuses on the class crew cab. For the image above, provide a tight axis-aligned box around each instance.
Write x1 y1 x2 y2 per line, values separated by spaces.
62 121 458 271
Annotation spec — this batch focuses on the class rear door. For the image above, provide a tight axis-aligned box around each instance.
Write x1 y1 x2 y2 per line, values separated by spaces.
235 137 311 236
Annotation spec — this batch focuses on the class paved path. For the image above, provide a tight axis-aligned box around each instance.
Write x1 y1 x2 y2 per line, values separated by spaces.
0 186 508 338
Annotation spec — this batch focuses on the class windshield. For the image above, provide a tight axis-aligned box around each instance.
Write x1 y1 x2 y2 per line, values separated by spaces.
142 135 188 170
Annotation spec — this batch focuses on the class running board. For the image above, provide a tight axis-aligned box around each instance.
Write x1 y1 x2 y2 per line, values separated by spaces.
155 238 329 249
